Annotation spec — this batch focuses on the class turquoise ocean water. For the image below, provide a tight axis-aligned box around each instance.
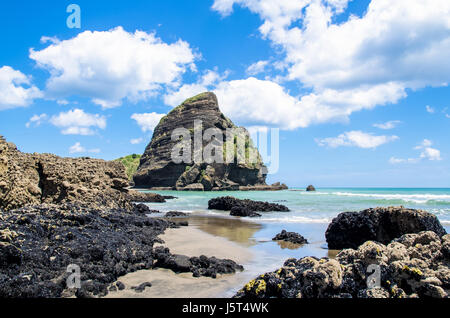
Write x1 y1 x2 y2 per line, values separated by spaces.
144 188 450 225
142 188 450 296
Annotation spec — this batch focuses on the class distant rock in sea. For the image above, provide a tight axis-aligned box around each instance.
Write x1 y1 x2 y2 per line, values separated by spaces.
272 230 308 245
133 92 283 191
306 185 316 191
208 196 289 217
325 206 447 249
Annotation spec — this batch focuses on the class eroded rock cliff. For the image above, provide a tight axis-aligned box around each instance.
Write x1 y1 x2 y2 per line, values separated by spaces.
0 136 163 211
133 92 269 190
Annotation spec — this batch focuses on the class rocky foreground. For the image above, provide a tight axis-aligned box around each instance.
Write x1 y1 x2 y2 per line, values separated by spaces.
326 206 447 249
235 231 450 298
236 206 449 298
0 136 244 298
0 203 172 297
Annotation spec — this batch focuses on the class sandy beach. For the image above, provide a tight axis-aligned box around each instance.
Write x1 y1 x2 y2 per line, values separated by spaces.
106 220 257 298
105 213 337 298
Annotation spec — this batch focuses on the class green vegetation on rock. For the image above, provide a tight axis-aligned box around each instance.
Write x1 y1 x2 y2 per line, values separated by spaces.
182 92 211 105
115 154 141 180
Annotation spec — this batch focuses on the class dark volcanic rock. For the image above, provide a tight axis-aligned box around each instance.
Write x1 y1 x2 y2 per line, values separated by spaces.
325 206 447 249
153 247 243 278
235 231 450 298
306 185 316 192
134 203 161 215
0 203 173 298
272 230 308 244
133 92 269 190
131 282 152 293
208 196 290 213
230 206 261 218
115 281 125 290
164 211 188 217
127 191 166 203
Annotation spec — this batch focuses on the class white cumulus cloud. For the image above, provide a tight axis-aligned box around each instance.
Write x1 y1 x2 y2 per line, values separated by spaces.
415 139 442 161
317 130 398 149
390 139 442 164
426 105 435 114
246 60 269 75
0 66 42 110
166 76 405 130
26 113 48 128
373 120 402 130
50 109 107 135
212 0 450 128
30 27 196 108
131 112 165 132
163 70 228 107
130 137 144 145
69 142 100 154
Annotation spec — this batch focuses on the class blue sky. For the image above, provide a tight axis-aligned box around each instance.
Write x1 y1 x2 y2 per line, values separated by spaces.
0 0 449 187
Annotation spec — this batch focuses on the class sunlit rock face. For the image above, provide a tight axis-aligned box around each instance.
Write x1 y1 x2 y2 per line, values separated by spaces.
133 92 268 191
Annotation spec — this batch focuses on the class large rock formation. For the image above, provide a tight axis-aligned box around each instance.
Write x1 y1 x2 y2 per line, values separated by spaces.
325 206 447 249
133 92 269 191
0 136 164 211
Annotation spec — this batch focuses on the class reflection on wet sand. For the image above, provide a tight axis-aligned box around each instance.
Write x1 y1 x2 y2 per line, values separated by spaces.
275 240 307 250
186 215 262 247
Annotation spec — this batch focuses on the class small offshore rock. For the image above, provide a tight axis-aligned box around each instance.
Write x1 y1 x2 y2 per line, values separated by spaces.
164 211 188 217
272 230 308 244
208 196 289 212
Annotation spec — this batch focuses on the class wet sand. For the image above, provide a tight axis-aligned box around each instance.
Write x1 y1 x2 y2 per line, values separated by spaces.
106 220 257 298
107 215 333 298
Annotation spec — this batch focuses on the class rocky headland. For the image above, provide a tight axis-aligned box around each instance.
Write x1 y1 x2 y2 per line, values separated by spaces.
133 92 286 191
